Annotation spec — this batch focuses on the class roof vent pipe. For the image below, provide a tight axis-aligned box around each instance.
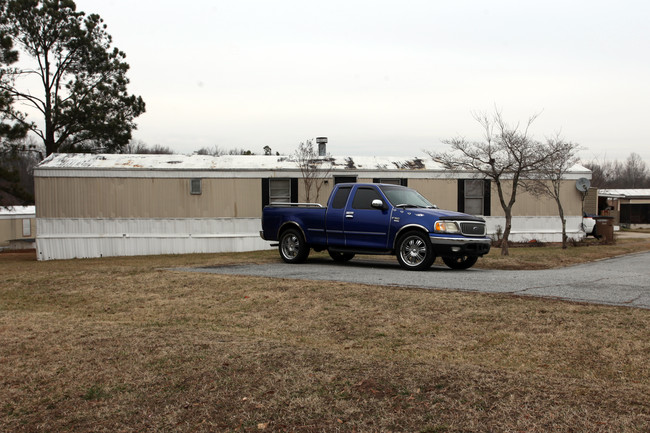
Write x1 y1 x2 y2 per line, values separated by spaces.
316 137 327 156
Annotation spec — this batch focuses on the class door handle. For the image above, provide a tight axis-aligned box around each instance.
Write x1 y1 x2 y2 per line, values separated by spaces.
345 212 354 219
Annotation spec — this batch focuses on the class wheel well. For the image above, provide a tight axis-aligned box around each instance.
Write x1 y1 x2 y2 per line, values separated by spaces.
278 222 306 241
393 226 430 250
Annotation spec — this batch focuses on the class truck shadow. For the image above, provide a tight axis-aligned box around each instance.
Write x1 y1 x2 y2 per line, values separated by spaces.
303 256 464 272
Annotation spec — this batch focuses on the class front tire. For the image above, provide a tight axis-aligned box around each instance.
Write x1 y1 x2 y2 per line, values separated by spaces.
279 229 310 263
442 255 478 270
396 231 435 271
328 250 355 262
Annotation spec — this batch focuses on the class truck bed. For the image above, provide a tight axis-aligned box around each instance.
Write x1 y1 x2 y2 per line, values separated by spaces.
261 204 327 244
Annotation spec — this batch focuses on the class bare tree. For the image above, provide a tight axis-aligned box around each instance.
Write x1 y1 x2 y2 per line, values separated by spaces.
123 140 174 154
522 135 581 249
294 139 333 203
622 152 648 188
195 146 254 156
195 145 226 156
583 153 649 188
429 109 555 255
582 157 618 188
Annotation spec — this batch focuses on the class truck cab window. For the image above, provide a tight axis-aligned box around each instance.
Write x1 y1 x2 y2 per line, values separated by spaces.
352 187 382 210
331 186 351 209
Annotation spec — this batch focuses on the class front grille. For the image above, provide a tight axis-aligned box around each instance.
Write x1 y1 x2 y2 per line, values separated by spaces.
460 222 486 236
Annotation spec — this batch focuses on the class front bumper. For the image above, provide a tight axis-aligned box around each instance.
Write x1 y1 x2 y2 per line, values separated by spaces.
429 235 491 256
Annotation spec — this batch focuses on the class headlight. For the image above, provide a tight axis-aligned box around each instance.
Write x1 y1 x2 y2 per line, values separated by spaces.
434 221 460 234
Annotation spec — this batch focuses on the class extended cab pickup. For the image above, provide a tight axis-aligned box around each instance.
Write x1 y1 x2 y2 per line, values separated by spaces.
260 183 491 270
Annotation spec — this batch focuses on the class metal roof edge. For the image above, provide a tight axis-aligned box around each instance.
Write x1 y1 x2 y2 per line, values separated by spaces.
33 153 593 179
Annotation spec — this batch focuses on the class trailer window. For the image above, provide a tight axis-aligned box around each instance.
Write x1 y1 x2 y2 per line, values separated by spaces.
269 179 291 204
190 178 202 195
22 219 31 237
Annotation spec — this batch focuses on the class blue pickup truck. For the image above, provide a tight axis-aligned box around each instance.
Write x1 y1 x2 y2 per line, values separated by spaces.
260 183 491 270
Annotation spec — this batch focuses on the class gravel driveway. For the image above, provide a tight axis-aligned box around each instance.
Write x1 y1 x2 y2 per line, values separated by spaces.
182 251 650 309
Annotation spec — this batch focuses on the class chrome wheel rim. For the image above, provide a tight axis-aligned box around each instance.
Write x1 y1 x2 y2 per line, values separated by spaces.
400 236 427 267
281 234 300 259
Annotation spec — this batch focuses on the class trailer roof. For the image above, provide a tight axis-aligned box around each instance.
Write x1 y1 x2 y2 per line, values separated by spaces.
0 206 35 217
36 153 592 178
598 189 650 198
36 153 438 171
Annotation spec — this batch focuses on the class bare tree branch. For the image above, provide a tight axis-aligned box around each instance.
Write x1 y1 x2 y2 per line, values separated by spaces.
429 109 556 255
522 135 582 248
294 139 333 203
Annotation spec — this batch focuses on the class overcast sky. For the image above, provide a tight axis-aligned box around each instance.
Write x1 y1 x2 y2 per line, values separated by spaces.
73 0 650 163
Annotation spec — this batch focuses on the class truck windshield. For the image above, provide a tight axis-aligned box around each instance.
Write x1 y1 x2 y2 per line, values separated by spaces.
379 185 434 208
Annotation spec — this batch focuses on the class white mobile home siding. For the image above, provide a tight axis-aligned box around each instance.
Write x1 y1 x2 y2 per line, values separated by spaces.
36 217 264 261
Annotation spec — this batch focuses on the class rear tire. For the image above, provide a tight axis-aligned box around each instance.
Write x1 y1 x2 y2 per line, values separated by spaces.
279 229 310 263
396 231 435 271
328 250 355 262
442 255 478 270
592 226 600 239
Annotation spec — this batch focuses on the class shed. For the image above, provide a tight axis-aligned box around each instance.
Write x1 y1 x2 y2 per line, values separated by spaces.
598 189 650 228
34 153 592 260
0 206 36 251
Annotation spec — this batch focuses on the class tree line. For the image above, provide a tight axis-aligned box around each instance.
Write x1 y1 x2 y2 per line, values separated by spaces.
582 153 650 189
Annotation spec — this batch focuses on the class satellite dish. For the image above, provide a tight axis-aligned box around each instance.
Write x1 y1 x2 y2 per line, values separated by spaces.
576 178 591 192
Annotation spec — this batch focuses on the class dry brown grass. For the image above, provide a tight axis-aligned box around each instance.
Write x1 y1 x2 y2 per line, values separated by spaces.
350 237 650 270
1 244 650 432
622 228 650 234
478 237 650 269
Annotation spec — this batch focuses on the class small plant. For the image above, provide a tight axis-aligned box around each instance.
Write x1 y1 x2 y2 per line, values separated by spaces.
491 225 503 246
568 237 582 247
82 384 110 401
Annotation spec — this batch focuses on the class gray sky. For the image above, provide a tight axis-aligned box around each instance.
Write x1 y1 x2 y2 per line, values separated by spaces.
74 0 650 163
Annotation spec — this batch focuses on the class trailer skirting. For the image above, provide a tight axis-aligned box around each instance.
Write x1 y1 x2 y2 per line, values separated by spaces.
36 216 588 261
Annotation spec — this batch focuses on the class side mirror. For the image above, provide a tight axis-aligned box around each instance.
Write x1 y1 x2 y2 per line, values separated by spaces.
371 199 386 210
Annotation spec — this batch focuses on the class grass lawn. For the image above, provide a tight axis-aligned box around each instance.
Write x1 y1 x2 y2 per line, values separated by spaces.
1 239 650 432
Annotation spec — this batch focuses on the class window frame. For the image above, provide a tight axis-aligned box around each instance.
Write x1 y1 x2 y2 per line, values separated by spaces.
22 219 31 237
190 178 202 195
269 178 292 204
372 178 408 187
261 178 298 208
458 179 491 216
334 175 357 185
464 179 484 216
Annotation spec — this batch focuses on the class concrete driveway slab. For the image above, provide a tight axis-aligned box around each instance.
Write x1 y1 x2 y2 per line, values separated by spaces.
179 251 650 309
